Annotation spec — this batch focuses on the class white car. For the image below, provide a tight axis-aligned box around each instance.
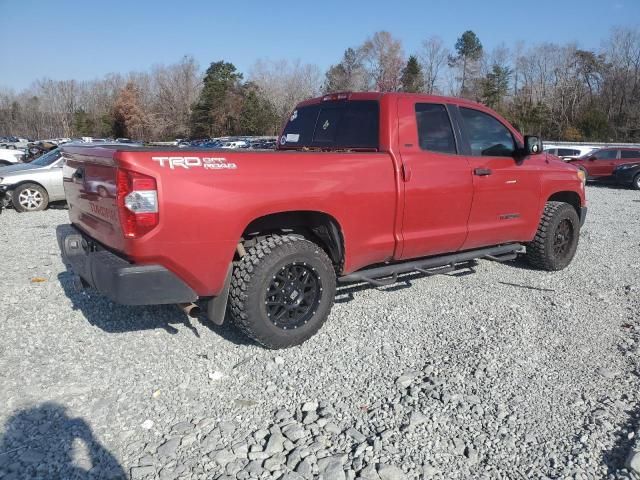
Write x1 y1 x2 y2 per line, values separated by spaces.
0 138 30 150
544 145 596 161
220 141 248 149
0 148 25 166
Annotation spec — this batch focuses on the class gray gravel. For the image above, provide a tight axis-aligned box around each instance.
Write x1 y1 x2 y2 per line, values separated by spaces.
0 184 639 480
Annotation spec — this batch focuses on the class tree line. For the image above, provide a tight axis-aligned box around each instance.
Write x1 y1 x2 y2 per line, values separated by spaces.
1 27 639 142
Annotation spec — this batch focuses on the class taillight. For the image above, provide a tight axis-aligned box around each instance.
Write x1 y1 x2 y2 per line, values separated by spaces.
116 169 159 238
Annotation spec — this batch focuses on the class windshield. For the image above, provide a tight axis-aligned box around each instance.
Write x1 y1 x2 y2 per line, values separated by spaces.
279 100 379 150
31 148 61 167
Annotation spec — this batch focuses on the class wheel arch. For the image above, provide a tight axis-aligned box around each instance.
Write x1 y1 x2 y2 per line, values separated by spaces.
241 210 345 267
547 191 581 217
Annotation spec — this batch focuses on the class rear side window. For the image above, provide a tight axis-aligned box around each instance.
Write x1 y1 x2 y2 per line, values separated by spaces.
460 107 515 157
594 149 618 160
558 148 580 156
280 100 379 150
415 103 457 154
621 150 640 159
545 148 557 155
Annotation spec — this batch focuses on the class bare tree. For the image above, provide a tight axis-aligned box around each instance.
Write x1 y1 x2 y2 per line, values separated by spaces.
249 59 322 127
419 36 450 94
360 31 405 92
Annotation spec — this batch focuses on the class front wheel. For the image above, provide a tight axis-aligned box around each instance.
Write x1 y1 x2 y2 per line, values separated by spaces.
12 183 49 212
525 201 580 271
633 173 640 191
229 234 336 349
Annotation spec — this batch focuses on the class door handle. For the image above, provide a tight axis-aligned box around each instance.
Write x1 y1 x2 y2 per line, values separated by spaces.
474 168 492 176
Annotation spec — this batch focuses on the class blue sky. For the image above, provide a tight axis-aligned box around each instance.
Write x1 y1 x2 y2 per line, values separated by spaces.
1 0 638 90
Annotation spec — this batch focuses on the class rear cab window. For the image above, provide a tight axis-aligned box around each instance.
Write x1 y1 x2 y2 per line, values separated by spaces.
279 100 379 150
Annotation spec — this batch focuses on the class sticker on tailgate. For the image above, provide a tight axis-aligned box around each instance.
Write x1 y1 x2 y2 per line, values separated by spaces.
152 156 237 170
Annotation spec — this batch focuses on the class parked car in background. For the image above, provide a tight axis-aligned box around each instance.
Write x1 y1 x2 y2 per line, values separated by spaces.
220 140 248 149
567 147 640 181
0 148 65 212
0 136 30 150
613 162 640 190
544 146 595 161
0 142 142 212
0 148 25 166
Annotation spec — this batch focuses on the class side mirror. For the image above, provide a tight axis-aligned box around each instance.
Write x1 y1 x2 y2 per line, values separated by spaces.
587 156 596 161
524 135 542 155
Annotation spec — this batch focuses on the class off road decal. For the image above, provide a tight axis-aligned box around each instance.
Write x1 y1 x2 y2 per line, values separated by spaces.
152 156 237 170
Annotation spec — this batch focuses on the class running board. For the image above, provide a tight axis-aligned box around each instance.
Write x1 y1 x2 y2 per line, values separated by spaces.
338 244 523 286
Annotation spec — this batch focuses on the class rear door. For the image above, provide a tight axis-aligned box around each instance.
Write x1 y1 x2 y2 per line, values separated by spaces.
397 98 473 259
619 149 640 167
454 105 540 249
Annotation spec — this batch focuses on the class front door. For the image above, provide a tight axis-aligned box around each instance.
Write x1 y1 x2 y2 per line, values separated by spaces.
397 99 473 260
454 106 540 250
588 149 619 177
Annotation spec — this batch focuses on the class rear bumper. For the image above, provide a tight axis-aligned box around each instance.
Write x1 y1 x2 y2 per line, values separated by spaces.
56 224 197 305
579 206 587 227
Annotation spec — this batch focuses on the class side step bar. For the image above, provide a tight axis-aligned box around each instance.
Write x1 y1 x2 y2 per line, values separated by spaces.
338 244 523 286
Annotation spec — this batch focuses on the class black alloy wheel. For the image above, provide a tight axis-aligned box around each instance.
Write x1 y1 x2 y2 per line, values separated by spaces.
265 262 322 330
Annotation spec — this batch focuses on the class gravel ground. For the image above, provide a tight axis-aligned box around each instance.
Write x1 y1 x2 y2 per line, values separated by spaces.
0 185 639 480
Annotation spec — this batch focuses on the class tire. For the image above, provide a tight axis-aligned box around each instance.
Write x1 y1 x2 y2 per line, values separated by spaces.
525 201 580 271
229 234 336 349
633 173 640 191
12 183 49 212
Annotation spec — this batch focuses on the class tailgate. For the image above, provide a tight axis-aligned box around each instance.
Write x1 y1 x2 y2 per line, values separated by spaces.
62 146 125 252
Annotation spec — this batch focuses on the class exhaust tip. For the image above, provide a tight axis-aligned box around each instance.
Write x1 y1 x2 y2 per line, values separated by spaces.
178 302 201 318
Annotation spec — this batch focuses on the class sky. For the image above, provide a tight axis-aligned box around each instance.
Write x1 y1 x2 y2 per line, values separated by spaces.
1 0 638 91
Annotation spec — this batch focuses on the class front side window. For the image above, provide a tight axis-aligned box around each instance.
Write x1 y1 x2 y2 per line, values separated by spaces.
415 103 457 154
621 150 640 159
594 149 618 160
460 107 515 157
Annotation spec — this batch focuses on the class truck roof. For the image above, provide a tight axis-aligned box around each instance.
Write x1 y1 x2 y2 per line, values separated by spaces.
296 91 489 110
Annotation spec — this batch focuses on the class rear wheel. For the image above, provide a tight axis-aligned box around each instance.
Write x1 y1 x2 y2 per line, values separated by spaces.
525 201 580 271
229 234 336 349
633 173 640 190
12 183 49 212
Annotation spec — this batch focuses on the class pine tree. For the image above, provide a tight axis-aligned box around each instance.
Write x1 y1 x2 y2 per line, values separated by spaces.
480 64 511 109
400 56 424 93
238 84 278 135
190 61 243 138
449 31 483 97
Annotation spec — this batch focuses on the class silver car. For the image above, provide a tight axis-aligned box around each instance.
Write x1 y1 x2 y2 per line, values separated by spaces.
0 148 65 212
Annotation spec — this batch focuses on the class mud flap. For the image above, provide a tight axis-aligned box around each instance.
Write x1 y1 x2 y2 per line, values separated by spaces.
207 264 233 325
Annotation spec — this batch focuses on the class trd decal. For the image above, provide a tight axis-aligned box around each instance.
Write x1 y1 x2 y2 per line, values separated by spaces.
152 157 237 170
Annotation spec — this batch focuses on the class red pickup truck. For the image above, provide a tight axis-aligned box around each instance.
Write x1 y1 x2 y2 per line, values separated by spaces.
58 92 587 348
